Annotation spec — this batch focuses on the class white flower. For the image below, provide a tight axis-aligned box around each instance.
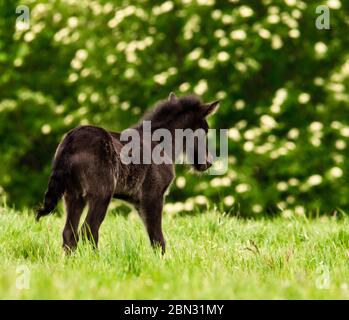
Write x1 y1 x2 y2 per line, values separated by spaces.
106 55 116 65
282 209 293 219
194 79 208 95
268 14 280 24
224 196 235 206
289 29 300 38
336 140 346 150
197 0 215 5
235 100 245 110
71 59 82 70
308 175 323 186
259 28 271 39
288 128 299 139
260 115 277 130
331 121 342 130
198 58 214 69
295 206 305 216
212 10 222 20
310 122 323 132
76 49 88 61
188 48 202 61
298 93 311 104
288 178 299 186
176 177 186 188
329 167 343 178
217 51 230 62
340 127 349 137
274 88 288 104
239 5 253 18
314 77 325 86
315 42 328 55
285 0 297 6
24 32 35 42
160 1 174 12
67 17 79 28
41 124 51 135
195 195 208 205
184 201 194 211
214 29 225 38
230 29 246 40
228 128 241 141
327 0 342 10
173 202 184 212
236 183 251 193
179 82 190 92
243 141 254 152
244 129 257 140
154 74 167 85
277 181 288 191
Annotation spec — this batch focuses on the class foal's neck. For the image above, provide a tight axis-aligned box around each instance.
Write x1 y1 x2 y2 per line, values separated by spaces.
135 118 184 160
137 116 182 134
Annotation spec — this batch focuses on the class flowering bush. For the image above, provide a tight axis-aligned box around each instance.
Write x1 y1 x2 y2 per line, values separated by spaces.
1 0 349 216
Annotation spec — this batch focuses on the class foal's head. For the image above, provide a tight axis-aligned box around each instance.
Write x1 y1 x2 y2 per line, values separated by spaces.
144 93 220 171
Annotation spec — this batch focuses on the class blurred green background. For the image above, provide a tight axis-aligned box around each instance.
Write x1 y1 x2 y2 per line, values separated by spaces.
0 0 348 216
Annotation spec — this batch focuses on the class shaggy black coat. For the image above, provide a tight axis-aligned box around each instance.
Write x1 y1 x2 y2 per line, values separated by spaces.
37 93 219 254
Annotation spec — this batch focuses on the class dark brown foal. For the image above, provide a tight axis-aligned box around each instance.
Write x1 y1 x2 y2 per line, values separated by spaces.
37 93 219 254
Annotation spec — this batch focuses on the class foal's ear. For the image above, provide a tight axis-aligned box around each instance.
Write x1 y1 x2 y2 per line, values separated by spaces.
168 92 178 102
203 100 220 117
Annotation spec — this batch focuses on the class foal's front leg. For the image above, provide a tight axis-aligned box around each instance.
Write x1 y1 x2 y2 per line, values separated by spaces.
140 197 166 254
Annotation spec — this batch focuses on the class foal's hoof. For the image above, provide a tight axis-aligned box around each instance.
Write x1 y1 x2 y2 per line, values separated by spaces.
63 244 77 256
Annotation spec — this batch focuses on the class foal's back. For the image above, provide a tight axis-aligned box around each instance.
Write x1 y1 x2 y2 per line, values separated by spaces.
62 125 149 201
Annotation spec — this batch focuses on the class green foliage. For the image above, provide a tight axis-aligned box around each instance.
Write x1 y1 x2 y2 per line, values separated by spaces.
0 0 349 215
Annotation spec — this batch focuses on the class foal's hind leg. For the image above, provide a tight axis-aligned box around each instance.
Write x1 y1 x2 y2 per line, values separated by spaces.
63 194 85 252
80 196 111 249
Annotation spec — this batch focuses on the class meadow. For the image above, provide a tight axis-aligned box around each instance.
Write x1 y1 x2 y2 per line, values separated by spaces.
1 204 349 299
1 0 348 301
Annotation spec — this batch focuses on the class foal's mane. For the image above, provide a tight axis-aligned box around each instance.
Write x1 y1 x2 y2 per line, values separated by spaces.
139 95 203 128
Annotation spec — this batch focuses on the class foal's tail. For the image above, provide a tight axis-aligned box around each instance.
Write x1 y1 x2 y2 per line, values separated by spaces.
36 149 67 221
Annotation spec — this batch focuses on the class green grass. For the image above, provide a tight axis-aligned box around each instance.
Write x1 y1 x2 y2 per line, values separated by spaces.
0 205 349 299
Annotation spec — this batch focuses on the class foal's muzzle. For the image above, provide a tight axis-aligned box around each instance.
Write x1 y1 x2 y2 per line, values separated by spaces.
194 153 213 172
